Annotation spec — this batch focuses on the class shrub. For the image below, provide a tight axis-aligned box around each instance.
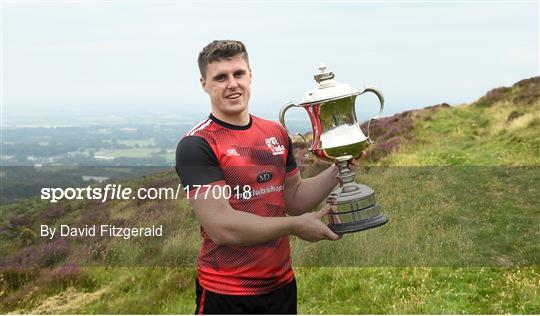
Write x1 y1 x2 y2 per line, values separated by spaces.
8 213 34 229
77 203 109 227
507 111 524 122
0 266 39 291
476 87 511 107
365 137 403 160
512 84 540 105
19 227 35 246
359 111 417 161
2 238 70 269
40 263 93 290
40 205 66 224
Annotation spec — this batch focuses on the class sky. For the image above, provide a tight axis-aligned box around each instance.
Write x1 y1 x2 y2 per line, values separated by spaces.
1 1 539 124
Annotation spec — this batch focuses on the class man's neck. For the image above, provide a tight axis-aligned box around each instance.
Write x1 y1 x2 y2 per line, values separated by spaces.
211 112 250 126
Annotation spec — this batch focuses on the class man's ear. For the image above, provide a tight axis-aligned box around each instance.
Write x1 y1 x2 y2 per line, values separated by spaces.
200 77 208 93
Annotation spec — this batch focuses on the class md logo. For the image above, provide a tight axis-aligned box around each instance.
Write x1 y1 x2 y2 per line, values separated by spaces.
256 172 272 183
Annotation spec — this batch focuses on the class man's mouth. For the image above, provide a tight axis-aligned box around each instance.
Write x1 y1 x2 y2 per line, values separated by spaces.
225 93 241 100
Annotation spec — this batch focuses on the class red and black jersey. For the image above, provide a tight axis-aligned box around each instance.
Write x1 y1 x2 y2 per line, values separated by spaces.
175 114 298 295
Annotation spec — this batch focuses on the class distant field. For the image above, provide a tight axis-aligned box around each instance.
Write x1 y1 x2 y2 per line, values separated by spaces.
117 139 156 147
97 148 174 163
0 124 182 167
99 148 161 158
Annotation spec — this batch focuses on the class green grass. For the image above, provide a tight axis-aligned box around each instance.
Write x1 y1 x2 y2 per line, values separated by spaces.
382 100 540 166
3 268 196 314
80 268 195 314
296 267 539 314
290 166 539 267
4 267 537 314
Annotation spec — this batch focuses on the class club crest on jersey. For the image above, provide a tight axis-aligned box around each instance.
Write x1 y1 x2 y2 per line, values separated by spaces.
265 137 285 155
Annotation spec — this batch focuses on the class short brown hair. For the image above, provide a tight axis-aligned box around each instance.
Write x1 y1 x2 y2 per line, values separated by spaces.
198 40 250 78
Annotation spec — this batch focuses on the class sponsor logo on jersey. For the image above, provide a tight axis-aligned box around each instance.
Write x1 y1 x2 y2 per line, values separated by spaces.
250 184 285 198
256 172 272 183
226 148 240 156
265 137 285 155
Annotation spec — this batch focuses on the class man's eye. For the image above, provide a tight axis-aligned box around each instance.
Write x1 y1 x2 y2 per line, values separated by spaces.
234 71 245 78
215 75 226 81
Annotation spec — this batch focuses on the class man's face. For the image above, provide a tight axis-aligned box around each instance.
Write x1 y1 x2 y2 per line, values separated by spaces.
201 55 252 120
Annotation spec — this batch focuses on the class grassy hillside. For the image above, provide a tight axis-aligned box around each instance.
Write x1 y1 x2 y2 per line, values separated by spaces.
363 77 540 166
1 77 539 314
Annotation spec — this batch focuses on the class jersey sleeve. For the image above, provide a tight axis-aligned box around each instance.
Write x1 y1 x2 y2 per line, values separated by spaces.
175 136 225 188
285 136 299 175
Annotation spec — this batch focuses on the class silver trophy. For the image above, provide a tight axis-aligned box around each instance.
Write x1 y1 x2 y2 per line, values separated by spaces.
279 64 388 234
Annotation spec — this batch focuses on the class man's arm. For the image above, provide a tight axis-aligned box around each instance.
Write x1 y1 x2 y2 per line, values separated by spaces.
189 190 340 247
176 136 339 247
283 159 360 216
283 165 339 216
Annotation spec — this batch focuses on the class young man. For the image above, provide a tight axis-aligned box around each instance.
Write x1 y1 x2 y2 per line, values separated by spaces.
175 40 355 314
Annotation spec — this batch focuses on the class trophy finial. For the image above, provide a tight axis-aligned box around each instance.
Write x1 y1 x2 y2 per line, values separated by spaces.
314 63 335 83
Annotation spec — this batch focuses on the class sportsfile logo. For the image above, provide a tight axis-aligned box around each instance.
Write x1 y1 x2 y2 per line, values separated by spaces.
226 148 240 156
265 137 285 155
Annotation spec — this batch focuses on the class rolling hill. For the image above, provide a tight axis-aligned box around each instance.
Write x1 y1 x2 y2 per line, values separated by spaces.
1 77 538 314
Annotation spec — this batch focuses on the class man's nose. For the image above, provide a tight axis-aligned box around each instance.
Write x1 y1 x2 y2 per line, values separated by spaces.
226 75 239 89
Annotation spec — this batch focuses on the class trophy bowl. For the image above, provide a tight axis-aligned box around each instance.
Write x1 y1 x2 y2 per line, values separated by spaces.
279 64 388 234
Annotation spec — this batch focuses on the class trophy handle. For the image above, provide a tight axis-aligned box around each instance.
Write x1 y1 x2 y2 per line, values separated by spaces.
359 87 385 144
279 101 311 149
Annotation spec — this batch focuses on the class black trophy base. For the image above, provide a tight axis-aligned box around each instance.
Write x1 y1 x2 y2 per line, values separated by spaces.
328 213 388 235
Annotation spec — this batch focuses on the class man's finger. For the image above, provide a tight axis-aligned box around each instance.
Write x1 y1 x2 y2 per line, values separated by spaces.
348 158 359 169
324 227 341 240
316 204 336 218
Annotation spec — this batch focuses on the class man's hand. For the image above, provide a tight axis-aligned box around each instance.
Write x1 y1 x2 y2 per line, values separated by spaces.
292 205 341 242
347 157 360 172
347 152 367 171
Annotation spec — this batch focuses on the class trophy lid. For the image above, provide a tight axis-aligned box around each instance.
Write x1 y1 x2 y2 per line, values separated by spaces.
300 64 360 105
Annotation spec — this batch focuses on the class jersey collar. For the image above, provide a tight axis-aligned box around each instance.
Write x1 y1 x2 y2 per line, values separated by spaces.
209 113 252 130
